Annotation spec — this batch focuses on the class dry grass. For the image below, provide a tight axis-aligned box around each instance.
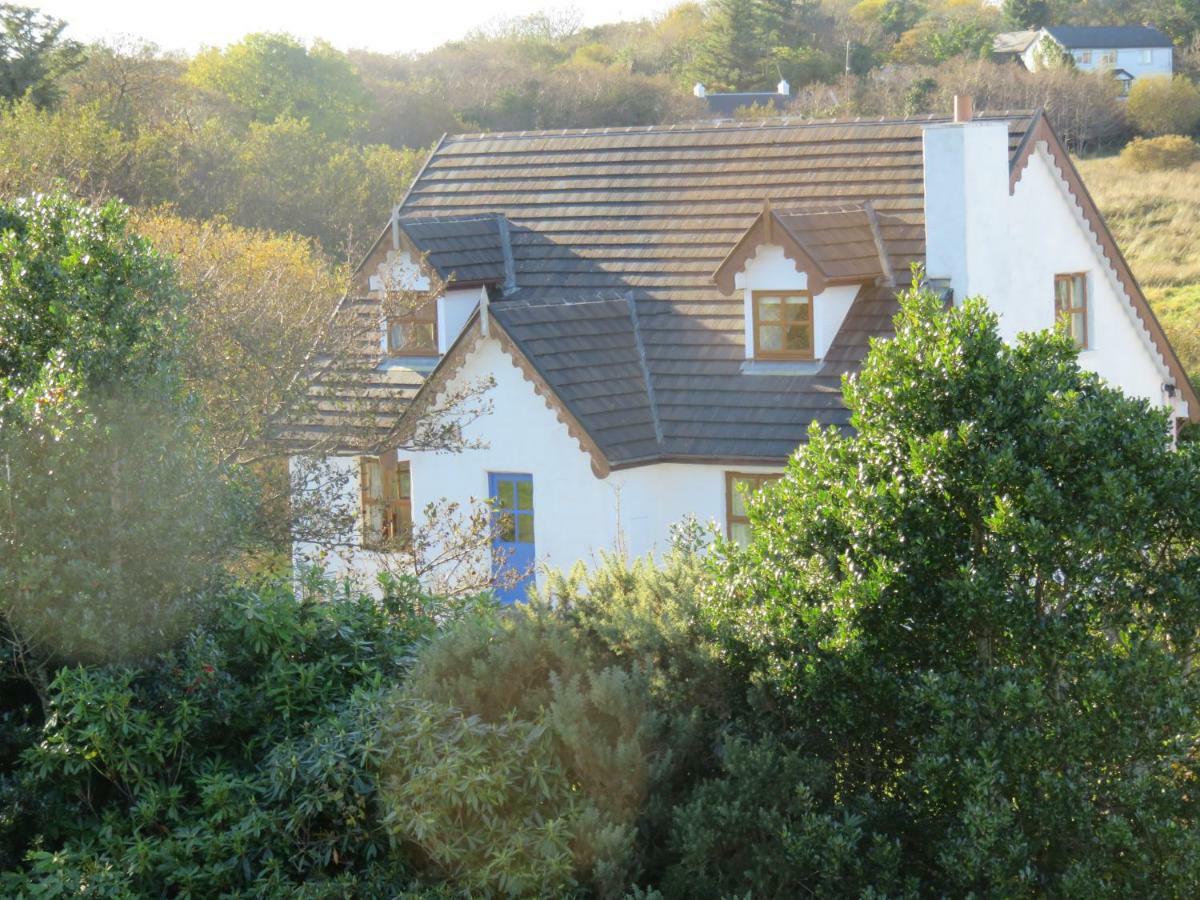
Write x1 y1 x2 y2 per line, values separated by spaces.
1076 155 1200 378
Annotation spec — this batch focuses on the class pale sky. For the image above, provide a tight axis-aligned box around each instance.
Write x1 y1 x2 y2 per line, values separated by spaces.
38 0 675 56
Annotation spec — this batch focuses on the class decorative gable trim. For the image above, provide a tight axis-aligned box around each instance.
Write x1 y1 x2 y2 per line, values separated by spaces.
1010 111 1199 420
393 311 612 479
714 200 830 295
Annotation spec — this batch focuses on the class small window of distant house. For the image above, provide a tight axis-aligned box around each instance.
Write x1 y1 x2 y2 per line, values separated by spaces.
386 299 438 356
1139 48 1153 64
726 472 782 546
1100 49 1117 65
752 292 813 359
1054 273 1089 349
1076 50 1092 64
360 456 413 549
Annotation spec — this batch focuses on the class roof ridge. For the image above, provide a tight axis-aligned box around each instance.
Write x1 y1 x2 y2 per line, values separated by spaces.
441 111 1040 143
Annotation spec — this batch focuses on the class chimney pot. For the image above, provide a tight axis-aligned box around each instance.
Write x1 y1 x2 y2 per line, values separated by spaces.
953 95 974 123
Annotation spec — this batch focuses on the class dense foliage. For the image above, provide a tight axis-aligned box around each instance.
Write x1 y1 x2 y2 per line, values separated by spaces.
5 278 1200 895
696 283 1200 893
0 575 472 895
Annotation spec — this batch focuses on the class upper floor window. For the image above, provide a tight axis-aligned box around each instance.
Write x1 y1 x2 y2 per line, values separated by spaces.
360 456 413 549
1076 50 1092 64
1054 273 1089 349
386 299 437 356
726 471 782 546
752 291 813 360
1139 48 1153 64
1100 49 1117 65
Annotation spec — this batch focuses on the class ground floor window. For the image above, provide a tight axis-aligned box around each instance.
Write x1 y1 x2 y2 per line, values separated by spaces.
725 471 782 546
360 453 412 549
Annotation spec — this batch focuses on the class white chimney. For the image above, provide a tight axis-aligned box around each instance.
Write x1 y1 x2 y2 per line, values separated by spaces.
777 78 790 96
922 96 1010 304
693 82 706 98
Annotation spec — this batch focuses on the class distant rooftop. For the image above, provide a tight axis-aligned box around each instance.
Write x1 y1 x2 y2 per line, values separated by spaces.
1044 25 1174 49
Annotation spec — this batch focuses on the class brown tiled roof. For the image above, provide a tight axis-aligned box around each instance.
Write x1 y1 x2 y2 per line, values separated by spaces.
289 113 1042 461
398 214 511 287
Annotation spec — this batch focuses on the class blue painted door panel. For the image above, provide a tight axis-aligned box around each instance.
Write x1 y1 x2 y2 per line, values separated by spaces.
488 472 535 604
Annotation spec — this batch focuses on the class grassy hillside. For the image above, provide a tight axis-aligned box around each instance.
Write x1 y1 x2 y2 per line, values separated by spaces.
1076 156 1200 382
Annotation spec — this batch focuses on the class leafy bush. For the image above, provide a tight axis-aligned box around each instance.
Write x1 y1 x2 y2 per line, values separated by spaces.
0 574 469 895
405 547 726 894
1127 75 1200 137
692 281 1200 894
1120 134 1200 170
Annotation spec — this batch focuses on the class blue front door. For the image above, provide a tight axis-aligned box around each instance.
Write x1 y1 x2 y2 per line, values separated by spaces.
489 472 535 604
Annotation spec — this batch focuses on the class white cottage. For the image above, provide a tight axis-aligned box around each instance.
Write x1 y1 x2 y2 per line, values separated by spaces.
996 25 1174 92
288 100 1196 600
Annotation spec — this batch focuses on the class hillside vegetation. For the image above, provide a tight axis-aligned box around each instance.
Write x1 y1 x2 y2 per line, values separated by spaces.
1077 155 1200 379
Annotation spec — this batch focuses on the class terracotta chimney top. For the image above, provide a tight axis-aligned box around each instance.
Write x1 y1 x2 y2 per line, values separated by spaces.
953 95 974 123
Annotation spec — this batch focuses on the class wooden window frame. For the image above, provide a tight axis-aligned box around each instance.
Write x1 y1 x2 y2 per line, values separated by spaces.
751 291 815 361
725 471 782 543
385 297 438 357
360 454 413 550
1076 49 1092 64
1100 49 1117 65
1054 272 1089 350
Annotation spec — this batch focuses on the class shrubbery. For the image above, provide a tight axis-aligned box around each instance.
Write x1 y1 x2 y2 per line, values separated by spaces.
1127 75 1200 137
6 281 1200 895
1119 134 1200 170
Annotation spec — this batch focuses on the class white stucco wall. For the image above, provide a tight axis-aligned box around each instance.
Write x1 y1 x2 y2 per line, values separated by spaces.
923 121 1184 417
299 336 783 592
438 288 482 353
1022 33 1173 80
735 244 859 360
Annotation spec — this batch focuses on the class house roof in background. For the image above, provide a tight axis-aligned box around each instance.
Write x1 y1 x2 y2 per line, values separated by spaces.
1044 25 1174 49
993 29 1040 54
703 92 789 118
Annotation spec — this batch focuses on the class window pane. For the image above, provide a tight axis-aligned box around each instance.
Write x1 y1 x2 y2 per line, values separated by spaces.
411 322 435 350
785 324 811 351
730 521 752 547
783 295 809 319
497 480 514 510
397 469 411 499
517 513 535 544
1072 274 1086 299
1072 311 1086 345
516 480 533 511
731 481 748 517
497 512 515 542
759 324 784 352
758 296 782 321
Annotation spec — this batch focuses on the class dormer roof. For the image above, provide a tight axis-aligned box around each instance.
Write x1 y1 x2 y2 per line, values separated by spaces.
713 202 898 294
395 213 514 289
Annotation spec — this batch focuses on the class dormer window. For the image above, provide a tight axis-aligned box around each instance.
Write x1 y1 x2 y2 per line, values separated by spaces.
752 291 813 359
386 299 438 356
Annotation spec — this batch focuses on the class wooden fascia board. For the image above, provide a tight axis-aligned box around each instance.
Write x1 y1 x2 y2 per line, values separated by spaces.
713 210 829 295
1010 112 1199 419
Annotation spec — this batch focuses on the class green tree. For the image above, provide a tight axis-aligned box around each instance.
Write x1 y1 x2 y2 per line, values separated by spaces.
690 0 776 91
689 281 1200 893
0 4 81 107
186 33 370 139
1127 74 1200 136
1003 0 1050 29
0 196 239 673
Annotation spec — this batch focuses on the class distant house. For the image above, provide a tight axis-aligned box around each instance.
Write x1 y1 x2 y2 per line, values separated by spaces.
995 25 1174 92
286 99 1196 600
693 80 791 117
